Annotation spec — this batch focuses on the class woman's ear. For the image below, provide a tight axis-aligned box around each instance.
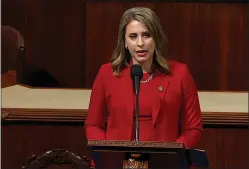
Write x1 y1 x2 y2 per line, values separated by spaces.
125 42 128 49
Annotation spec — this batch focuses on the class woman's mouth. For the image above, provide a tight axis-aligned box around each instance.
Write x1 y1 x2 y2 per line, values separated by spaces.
136 50 147 57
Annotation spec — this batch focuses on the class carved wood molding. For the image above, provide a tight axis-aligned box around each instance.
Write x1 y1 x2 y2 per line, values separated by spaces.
1 110 10 120
1 108 88 122
201 112 248 126
1 108 248 126
21 149 93 169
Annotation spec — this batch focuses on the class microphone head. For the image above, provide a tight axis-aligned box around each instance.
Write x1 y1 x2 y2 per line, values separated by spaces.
130 64 143 80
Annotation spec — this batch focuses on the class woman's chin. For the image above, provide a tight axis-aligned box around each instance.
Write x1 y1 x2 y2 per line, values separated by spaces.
133 57 151 64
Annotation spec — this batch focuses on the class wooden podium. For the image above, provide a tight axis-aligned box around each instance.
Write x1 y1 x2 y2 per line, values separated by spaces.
88 140 209 169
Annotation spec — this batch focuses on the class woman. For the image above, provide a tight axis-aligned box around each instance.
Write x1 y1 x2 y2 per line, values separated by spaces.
85 7 203 149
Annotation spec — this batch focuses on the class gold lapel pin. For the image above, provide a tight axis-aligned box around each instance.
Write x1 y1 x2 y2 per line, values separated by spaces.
158 86 164 92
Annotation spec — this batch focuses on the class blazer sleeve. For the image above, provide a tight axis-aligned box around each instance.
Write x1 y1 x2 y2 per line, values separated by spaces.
85 65 107 140
175 65 203 148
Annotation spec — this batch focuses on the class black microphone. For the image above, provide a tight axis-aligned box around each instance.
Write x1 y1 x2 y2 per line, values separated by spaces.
130 64 143 95
130 64 143 141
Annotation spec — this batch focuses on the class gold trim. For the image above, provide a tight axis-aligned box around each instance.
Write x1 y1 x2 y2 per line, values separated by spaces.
87 140 184 148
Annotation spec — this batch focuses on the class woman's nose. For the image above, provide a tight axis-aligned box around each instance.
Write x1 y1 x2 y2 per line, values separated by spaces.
137 37 144 47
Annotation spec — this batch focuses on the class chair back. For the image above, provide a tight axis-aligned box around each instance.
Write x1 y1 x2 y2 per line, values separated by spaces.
1 25 25 73
22 149 93 169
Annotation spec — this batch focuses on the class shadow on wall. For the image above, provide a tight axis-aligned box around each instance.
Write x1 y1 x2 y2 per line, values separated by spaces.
23 65 61 88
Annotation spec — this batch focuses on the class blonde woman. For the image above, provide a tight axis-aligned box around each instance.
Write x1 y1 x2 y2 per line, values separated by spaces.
86 7 202 149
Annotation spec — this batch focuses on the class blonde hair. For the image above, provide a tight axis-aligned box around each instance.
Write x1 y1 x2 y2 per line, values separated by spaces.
111 7 170 75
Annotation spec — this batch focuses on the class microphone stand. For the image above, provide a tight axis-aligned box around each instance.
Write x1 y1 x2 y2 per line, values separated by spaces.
135 92 139 142
134 75 140 142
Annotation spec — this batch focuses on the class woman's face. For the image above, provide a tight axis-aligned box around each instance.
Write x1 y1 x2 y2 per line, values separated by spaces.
125 20 156 65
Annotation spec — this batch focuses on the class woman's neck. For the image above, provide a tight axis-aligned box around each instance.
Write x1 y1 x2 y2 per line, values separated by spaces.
131 59 153 73
140 63 152 73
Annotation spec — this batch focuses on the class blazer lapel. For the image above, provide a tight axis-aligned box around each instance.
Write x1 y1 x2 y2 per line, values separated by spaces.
152 73 171 126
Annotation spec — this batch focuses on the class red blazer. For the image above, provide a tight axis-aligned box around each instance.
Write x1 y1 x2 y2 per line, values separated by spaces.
85 60 203 148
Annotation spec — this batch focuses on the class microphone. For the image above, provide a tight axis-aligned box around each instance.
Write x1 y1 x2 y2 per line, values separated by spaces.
130 64 143 95
130 64 143 141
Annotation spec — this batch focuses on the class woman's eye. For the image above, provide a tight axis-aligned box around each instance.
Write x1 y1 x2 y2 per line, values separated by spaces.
144 33 151 37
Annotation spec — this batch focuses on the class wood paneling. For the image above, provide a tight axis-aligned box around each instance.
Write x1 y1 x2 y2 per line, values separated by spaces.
1 1 248 90
86 2 248 90
1 71 17 88
1 123 91 169
2 0 86 87
33 0 85 87
1 122 248 169
1 0 26 35
195 127 249 169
